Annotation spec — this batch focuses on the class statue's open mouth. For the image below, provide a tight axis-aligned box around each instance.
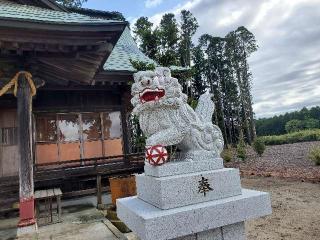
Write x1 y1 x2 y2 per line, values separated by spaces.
139 88 165 103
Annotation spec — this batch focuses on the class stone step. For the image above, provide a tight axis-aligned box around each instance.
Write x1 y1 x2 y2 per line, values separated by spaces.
137 168 242 209
117 189 272 240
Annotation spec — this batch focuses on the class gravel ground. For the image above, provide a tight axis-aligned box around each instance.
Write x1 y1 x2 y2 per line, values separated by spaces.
243 177 320 240
126 177 320 240
226 141 320 181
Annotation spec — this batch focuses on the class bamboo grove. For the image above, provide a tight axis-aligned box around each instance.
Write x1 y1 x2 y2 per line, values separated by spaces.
133 11 258 146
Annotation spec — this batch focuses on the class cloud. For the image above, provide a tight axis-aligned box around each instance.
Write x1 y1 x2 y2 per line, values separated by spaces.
148 0 202 26
144 0 320 118
145 0 163 8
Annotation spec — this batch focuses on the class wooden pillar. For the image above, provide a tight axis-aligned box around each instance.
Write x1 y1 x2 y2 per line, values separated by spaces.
121 89 131 165
17 73 36 228
96 174 103 209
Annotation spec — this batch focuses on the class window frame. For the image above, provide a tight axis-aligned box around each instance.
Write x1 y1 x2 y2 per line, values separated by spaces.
0 127 17 146
34 110 124 163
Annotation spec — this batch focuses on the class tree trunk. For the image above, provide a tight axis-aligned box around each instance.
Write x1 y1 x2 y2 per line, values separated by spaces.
236 68 252 144
242 50 256 140
209 75 227 145
248 101 257 139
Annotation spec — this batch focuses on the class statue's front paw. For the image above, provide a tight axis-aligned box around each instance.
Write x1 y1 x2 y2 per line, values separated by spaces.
145 145 168 166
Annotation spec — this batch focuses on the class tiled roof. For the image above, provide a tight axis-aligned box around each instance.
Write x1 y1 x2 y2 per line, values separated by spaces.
104 27 156 72
66 6 125 21
0 0 122 24
0 1 187 74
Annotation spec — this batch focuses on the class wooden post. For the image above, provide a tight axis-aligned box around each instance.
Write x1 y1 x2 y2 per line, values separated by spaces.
121 90 131 165
96 174 103 209
57 195 62 222
17 73 36 228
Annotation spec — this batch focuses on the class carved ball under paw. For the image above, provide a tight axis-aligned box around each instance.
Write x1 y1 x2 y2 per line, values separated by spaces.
145 145 168 166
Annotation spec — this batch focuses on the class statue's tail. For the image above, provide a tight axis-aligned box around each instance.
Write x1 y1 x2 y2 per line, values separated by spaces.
195 93 215 123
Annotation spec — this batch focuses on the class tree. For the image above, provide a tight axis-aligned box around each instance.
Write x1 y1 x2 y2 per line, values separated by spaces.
304 118 320 129
158 13 179 66
179 10 198 67
225 26 258 144
192 28 258 146
55 0 87 7
256 106 320 136
191 46 207 98
253 138 266 157
132 10 259 147
285 119 304 133
133 17 159 60
198 34 229 144
237 130 247 160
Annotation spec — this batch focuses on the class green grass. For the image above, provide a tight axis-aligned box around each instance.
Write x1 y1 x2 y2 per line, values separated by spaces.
259 129 320 146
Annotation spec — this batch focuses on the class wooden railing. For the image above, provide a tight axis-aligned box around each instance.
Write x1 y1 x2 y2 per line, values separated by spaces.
34 153 145 180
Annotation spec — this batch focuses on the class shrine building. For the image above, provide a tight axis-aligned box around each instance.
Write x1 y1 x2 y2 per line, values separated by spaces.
0 0 157 229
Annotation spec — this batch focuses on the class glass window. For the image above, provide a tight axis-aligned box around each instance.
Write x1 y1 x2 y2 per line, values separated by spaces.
82 113 101 141
58 114 80 142
103 111 122 139
35 111 124 162
36 115 57 142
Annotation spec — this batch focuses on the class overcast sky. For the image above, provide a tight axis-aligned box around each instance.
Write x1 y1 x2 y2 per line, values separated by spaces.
84 0 320 118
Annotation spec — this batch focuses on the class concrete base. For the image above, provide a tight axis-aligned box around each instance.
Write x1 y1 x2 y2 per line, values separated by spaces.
117 189 271 240
174 222 245 240
17 223 38 238
137 168 242 209
144 158 224 178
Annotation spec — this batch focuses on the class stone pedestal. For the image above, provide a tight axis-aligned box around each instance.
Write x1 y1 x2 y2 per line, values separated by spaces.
174 222 246 240
117 159 271 240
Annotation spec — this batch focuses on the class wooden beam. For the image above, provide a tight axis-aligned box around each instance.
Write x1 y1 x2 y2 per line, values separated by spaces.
38 59 96 77
37 63 93 84
0 28 120 45
91 43 113 85
36 72 70 86
0 40 108 54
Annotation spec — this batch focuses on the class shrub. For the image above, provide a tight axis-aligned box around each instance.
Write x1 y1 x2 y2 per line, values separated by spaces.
253 138 266 156
260 129 320 146
285 119 304 133
130 59 156 71
309 147 320 166
221 148 233 162
237 144 246 160
236 131 246 160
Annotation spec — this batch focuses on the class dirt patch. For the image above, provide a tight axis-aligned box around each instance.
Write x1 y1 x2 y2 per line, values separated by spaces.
243 176 320 240
226 141 320 181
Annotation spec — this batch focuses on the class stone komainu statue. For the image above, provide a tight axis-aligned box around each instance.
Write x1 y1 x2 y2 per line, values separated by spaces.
131 67 224 161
